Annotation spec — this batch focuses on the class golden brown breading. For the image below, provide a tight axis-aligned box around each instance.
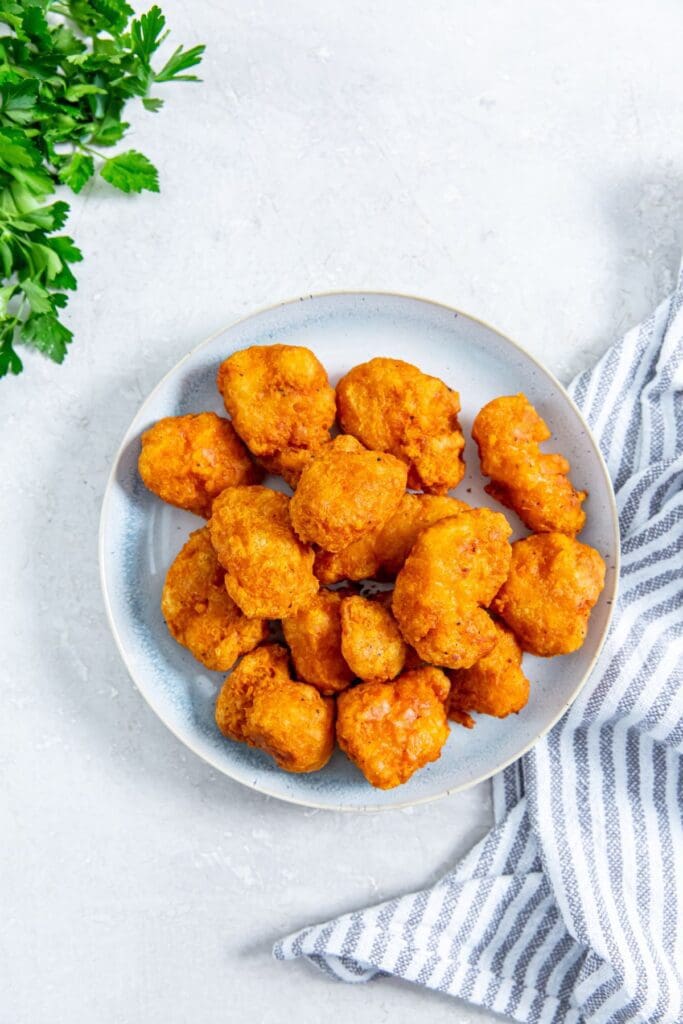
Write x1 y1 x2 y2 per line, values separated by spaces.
336 667 451 789
373 493 471 576
314 531 380 585
138 412 260 518
492 533 605 656
215 645 334 773
336 357 465 494
282 589 354 694
448 618 530 728
216 344 335 480
161 527 268 670
340 595 407 682
393 508 513 669
259 447 317 488
208 485 318 619
472 394 586 535
314 493 470 584
289 435 407 552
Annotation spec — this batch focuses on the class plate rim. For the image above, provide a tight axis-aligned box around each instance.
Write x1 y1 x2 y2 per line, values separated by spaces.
98 289 620 812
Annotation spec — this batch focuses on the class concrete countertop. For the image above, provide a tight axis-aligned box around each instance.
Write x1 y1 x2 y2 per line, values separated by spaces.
2 1 682 1020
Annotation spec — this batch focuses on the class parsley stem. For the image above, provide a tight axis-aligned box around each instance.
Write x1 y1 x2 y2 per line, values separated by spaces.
79 144 111 161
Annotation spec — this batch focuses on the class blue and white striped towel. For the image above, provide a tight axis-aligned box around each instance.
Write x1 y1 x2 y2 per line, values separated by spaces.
274 264 683 1024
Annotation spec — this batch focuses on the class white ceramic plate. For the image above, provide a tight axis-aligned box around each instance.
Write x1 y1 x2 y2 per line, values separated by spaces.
99 292 619 811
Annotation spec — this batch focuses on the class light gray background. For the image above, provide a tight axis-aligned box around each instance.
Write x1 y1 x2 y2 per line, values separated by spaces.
2 2 681 1021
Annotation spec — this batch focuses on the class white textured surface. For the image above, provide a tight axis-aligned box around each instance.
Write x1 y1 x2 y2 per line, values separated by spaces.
1 1 682 1021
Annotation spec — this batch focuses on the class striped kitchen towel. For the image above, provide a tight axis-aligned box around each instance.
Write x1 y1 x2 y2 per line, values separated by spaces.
274 264 683 1024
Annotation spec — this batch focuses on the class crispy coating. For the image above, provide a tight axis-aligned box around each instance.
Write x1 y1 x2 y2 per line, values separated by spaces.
393 508 513 669
215 645 334 773
138 412 260 517
314 493 469 584
208 486 318 619
161 527 268 670
289 435 407 551
340 595 407 682
336 357 465 494
216 344 336 479
282 589 354 694
259 447 318 488
314 530 380 585
373 493 471 576
492 533 605 656
336 667 451 789
472 394 586 535
448 619 530 728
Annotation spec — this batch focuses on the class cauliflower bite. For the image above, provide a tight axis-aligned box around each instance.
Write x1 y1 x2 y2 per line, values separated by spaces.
314 492 469 584
138 412 260 517
492 532 605 656
336 667 450 789
216 344 336 483
393 508 513 669
161 527 268 670
472 394 586 536
209 486 318 619
448 618 530 728
340 595 407 682
289 435 407 551
215 645 334 773
282 589 354 694
336 357 465 494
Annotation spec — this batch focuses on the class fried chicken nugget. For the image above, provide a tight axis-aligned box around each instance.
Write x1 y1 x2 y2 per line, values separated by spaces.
282 589 354 694
217 345 336 486
161 527 268 670
313 531 380 585
289 435 407 552
336 667 450 789
373 493 471 576
393 508 513 669
448 618 530 728
215 645 334 773
209 486 318 619
138 412 261 517
259 447 318 488
336 357 465 494
314 493 470 584
492 533 605 656
340 595 407 682
472 394 586 535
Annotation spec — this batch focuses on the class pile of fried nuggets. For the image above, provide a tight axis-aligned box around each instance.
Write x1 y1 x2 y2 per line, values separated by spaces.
138 346 606 790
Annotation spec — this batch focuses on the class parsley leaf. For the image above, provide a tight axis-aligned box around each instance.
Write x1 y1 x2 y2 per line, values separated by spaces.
142 96 164 113
68 0 135 37
0 335 23 376
155 44 206 83
20 312 73 363
0 82 40 126
131 6 169 67
58 153 94 193
101 149 159 193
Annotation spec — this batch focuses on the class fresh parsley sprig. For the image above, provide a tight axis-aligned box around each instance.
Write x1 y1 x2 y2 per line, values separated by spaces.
0 0 204 378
